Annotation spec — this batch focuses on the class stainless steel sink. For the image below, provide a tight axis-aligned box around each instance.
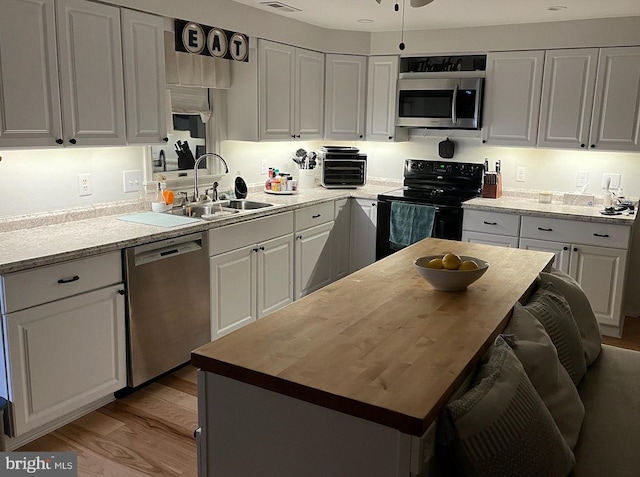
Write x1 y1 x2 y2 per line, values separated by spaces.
171 201 240 218
225 200 273 210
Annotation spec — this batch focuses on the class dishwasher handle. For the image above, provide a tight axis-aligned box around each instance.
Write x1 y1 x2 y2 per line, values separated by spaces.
132 233 204 266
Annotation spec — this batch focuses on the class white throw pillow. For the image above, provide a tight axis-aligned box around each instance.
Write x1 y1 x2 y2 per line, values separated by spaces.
505 302 585 449
539 269 602 366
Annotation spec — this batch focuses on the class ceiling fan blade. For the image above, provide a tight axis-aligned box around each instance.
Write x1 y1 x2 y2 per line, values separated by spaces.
410 0 434 6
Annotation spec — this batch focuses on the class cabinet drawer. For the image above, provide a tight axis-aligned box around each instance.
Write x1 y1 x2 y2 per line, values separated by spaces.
521 216 631 249
2 251 122 313
295 201 334 232
462 210 520 236
209 212 294 256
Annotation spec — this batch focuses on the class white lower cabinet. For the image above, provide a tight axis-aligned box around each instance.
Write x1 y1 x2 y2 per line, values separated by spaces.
461 210 520 248
349 199 378 273
209 213 294 340
295 222 333 299
519 215 631 337
210 235 294 340
0 251 125 441
331 198 351 281
4 285 126 436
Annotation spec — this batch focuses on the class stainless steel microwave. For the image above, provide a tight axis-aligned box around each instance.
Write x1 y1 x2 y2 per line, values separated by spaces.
397 76 483 129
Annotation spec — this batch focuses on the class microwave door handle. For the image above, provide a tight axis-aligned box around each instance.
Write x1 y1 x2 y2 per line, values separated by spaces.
451 83 458 125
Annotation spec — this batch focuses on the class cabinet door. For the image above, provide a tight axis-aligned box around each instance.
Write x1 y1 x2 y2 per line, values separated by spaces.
349 199 378 273
461 231 519 248
325 54 367 140
56 0 126 146
5 284 126 436
259 40 295 140
537 49 599 149
331 198 351 281
295 222 333 299
295 48 324 139
569 244 627 330
366 56 406 142
0 0 63 148
257 235 294 319
589 46 640 152
519 238 570 274
210 246 257 339
482 51 544 146
121 9 168 144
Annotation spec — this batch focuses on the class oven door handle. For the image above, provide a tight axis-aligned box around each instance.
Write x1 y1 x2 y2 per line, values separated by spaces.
451 83 458 125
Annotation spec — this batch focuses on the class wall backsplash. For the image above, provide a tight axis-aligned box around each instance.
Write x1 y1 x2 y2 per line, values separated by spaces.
2 139 639 218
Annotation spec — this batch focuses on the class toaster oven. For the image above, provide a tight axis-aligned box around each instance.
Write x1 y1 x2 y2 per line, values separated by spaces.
319 146 367 189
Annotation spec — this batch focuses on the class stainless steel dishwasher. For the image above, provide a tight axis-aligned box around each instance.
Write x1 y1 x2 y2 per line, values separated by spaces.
125 232 210 387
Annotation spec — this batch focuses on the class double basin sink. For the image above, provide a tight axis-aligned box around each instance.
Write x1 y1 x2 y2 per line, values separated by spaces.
174 199 274 218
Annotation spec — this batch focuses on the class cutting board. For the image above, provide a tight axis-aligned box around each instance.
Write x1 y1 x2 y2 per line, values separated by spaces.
117 212 202 228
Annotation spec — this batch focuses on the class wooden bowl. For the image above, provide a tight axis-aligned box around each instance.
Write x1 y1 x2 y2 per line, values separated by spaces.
414 255 489 291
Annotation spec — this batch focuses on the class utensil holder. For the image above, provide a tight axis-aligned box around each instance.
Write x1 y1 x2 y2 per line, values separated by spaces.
481 173 502 199
297 169 315 189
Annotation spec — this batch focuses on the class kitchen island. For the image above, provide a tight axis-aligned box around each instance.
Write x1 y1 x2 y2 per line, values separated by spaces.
191 238 554 477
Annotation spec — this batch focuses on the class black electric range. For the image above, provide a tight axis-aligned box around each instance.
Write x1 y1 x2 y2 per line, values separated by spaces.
376 159 484 260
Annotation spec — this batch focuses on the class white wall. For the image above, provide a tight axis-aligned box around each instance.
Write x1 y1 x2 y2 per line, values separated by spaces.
370 16 640 55
0 147 145 217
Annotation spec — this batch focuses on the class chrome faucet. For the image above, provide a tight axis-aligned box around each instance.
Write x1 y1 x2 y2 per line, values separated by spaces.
193 153 229 202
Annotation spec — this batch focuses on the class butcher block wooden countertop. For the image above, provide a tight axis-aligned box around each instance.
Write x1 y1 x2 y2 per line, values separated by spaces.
191 238 554 437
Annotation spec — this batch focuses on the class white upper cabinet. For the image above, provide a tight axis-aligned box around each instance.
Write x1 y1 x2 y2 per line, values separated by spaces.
295 48 325 139
482 50 545 147
236 39 324 141
366 56 407 142
325 54 367 140
589 46 640 152
56 0 126 146
537 49 599 149
0 0 63 148
121 9 168 145
259 41 296 140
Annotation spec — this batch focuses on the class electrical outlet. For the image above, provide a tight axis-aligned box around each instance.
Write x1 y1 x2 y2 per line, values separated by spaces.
602 173 621 189
576 170 589 188
77 173 92 196
516 167 526 182
261 159 269 175
123 170 142 193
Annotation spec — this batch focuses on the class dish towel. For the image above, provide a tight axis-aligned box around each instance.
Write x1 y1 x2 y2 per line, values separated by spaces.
389 202 436 251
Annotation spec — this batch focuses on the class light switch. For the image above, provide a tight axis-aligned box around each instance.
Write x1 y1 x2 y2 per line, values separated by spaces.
576 170 589 187
124 170 142 193
602 173 621 190
516 167 526 182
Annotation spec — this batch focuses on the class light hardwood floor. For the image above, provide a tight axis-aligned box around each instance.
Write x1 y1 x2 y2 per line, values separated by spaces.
17 316 640 476
19 365 198 477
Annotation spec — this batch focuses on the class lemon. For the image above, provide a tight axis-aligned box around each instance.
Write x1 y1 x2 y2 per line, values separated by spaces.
426 258 444 269
442 253 462 270
459 260 479 271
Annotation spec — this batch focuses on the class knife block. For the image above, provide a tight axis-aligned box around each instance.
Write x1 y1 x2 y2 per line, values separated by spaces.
481 173 502 199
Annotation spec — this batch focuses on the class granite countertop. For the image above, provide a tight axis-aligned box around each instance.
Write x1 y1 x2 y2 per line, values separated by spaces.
464 196 637 225
0 184 392 275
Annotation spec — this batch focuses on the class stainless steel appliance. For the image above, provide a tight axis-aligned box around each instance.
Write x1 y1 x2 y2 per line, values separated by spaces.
376 159 484 260
125 232 210 387
397 76 483 129
319 146 367 188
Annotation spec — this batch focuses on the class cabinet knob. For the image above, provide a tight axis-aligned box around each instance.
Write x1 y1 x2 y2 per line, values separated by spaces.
482 140 487 144
55 138 63 145
252 247 259 253
590 144 595 148
163 137 169 142
563 246 568 251
295 135 300 139
118 289 125 295
388 136 393 140
69 138 77 145
259 246 265 251
573 247 578 252
297 235 302 240
291 135 296 138
580 144 586 148
359 135 363 139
